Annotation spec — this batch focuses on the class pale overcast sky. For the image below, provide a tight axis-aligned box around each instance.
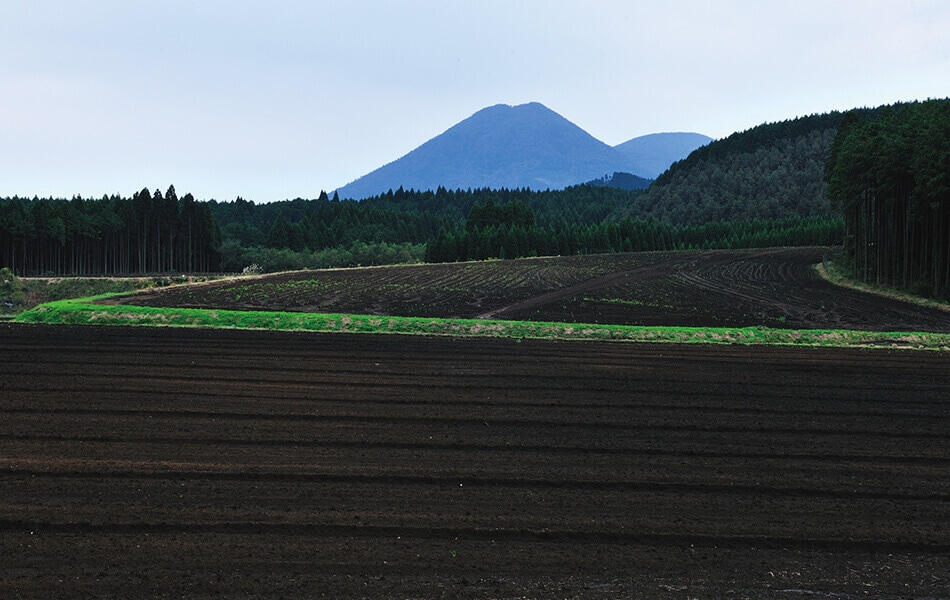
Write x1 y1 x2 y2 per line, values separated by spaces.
2 1 948 202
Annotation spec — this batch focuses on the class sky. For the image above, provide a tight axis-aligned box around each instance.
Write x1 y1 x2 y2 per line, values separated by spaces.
2 0 949 203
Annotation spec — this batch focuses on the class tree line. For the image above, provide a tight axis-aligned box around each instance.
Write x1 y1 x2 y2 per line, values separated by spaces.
3 181 846 276
425 200 843 263
207 186 641 271
825 99 950 299
0 186 220 275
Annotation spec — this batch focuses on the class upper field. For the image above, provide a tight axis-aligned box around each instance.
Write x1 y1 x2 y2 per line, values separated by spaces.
114 247 950 334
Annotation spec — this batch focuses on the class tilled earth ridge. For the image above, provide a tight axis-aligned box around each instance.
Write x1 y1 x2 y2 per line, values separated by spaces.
1 323 948 598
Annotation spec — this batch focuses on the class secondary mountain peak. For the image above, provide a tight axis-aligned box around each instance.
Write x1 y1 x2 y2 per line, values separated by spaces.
613 132 713 179
334 103 708 200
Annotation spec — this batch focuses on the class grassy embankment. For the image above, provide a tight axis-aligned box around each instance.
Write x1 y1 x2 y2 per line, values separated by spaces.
816 261 950 313
15 293 950 350
0 274 239 319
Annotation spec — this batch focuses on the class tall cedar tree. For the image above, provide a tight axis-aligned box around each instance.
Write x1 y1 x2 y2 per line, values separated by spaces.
826 100 950 299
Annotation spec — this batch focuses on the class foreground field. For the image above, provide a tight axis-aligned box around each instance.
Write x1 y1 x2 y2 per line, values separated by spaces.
1 323 948 598
116 247 950 333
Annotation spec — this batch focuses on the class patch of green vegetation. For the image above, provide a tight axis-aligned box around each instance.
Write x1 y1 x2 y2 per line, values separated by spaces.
816 262 950 313
2 270 147 317
585 297 644 307
3 274 241 317
23 278 144 303
1 268 27 316
15 294 950 350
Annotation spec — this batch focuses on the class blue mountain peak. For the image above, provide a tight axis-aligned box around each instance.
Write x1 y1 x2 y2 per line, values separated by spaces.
334 103 708 200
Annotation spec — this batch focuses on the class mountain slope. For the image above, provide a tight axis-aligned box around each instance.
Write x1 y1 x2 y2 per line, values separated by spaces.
334 103 708 200
613 132 712 178
615 112 856 225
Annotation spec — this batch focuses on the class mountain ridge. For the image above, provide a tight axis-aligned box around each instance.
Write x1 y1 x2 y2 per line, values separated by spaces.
334 103 709 200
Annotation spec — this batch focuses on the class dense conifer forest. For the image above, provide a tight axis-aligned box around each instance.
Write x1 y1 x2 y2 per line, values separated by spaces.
825 99 950 299
617 111 881 225
200 185 842 268
0 186 219 276
424 199 842 262
0 184 843 275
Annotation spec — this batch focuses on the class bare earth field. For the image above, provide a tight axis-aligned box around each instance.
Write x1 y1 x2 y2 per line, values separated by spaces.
116 248 950 333
1 323 948 598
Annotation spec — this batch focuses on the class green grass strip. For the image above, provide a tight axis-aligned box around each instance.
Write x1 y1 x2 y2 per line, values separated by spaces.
816 262 950 312
14 293 950 350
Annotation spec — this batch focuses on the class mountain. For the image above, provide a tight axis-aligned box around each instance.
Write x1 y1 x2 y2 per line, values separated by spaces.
613 132 712 178
334 103 707 200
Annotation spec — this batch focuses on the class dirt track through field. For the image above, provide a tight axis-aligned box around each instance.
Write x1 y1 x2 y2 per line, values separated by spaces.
2 323 948 598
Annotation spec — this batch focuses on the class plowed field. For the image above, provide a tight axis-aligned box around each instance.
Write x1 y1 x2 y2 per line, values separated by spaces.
2 323 948 598
116 247 950 333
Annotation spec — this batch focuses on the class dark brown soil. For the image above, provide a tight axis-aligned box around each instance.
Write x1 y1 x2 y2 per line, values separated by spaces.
116 248 950 333
504 248 950 331
2 323 948 598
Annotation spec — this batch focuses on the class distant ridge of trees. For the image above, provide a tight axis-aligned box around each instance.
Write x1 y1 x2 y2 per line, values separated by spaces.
3 181 843 276
425 199 843 263
826 99 950 299
208 186 642 271
584 172 653 191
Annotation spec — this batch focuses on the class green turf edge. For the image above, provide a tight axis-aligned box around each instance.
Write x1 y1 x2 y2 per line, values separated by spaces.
815 263 950 313
13 293 950 350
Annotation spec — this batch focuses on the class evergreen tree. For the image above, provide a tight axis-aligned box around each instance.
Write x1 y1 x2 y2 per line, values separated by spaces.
266 212 292 249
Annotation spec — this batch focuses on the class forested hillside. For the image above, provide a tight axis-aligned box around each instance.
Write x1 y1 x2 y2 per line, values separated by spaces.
617 112 853 225
825 99 950 299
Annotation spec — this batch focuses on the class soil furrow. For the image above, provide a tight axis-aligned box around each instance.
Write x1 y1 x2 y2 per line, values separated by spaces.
3 470 947 501
3 401 944 419
2 321 948 598
2 520 948 554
